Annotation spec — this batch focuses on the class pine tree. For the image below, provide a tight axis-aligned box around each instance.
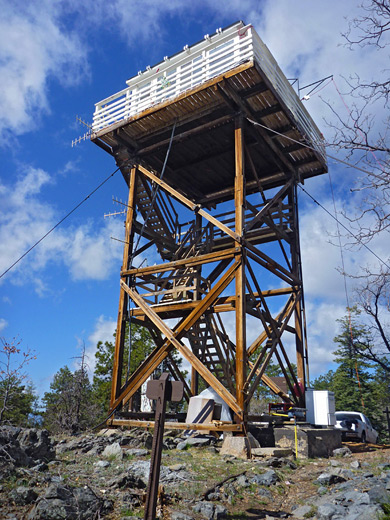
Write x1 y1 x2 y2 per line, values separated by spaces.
332 312 376 413
42 351 98 434
92 323 155 418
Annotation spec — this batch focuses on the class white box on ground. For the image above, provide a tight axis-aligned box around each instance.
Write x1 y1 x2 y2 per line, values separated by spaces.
185 397 214 427
306 389 336 426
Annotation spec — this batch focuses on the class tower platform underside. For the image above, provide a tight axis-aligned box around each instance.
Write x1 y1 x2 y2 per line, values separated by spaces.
92 60 327 203
91 59 327 433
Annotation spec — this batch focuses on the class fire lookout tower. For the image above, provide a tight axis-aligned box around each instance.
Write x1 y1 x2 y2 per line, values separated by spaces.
91 22 327 433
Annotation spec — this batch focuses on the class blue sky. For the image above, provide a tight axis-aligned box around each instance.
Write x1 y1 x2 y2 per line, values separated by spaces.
1 0 388 396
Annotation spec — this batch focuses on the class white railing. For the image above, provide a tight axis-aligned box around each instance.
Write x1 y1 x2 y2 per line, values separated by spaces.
93 22 325 160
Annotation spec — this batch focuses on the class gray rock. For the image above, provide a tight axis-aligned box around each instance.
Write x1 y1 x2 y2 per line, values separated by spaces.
342 490 370 505
17 429 55 463
252 470 279 486
27 484 105 520
316 503 345 519
290 504 313 519
31 461 48 472
107 472 146 489
193 501 215 520
345 504 381 520
10 486 38 505
127 460 191 486
171 512 195 520
316 472 346 486
332 446 352 457
94 460 111 468
367 484 390 504
236 475 250 487
214 504 227 519
125 448 148 457
350 460 361 469
102 442 123 460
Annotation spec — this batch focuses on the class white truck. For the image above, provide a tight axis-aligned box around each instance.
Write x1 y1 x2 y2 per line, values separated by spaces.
335 411 378 443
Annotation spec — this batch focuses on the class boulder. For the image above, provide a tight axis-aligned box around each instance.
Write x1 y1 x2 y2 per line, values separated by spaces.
17 428 55 463
102 442 123 460
27 484 107 520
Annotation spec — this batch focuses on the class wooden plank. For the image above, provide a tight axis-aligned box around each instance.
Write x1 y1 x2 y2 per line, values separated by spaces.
137 113 235 156
109 260 241 413
121 247 238 277
121 275 242 417
109 419 242 432
245 240 300 285
110 165 137 407
245 180 293 233
234 115 246 414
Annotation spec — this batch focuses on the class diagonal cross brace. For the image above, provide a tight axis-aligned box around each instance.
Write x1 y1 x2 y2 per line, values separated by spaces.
109 260 242 416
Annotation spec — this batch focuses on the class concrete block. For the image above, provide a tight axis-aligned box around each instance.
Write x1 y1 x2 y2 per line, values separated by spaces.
274 426 342 458
220 436 250 459
251 447 292 458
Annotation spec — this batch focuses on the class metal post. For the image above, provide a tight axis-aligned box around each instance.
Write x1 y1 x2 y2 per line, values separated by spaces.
144 373 183 520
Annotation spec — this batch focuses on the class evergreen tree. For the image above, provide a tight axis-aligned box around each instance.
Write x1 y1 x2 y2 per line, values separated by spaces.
92 323 155 418
42 352 98 433
0 337 37 426
311 370 335 391
332 312 376 412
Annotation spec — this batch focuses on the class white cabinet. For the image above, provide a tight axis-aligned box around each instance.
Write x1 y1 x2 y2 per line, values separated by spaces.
306 390 336 426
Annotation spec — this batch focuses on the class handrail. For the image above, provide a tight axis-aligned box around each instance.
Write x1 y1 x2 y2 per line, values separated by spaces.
92 23 325 162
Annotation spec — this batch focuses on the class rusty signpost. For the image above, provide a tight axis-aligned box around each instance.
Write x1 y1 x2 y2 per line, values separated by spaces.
144 373 184 520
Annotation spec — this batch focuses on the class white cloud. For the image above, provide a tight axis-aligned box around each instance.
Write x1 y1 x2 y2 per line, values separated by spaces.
0 318 8 333
0 166 123 289
0 1 88 140
84 315 116 375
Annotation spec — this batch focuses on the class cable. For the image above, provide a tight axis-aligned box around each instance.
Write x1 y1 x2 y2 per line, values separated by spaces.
297 184 390 270
0 165 123 281
328 172 365 410
247 117 387 182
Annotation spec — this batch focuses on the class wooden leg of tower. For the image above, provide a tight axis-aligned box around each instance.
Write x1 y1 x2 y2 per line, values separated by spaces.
290 184 306 405
110 166 137 408
235 115 246 421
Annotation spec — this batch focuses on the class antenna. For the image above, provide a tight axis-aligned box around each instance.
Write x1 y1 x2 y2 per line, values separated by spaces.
299 75 333 99
104 197 128 219
71 116 93 147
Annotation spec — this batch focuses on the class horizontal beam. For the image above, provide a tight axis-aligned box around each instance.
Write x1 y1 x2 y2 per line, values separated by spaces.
109 419 243 432
121 247 239 277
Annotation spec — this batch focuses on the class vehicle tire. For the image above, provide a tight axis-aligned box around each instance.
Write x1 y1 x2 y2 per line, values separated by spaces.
361 431 366 443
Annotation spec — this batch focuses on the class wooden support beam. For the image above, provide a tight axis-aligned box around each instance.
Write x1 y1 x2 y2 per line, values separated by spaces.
137 164 239 242
121 282 242 417
234 115 246 418
109 419 243 432
109 260 241 414
121 247 238 277
111 165 137 407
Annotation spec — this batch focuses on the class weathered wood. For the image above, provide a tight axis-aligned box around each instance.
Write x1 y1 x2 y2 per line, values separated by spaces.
109 419 242 432
137 164 239 242
110 165 137 407
235 115 246 416
109 260 241 413
120 270 243 417
121 247 238 277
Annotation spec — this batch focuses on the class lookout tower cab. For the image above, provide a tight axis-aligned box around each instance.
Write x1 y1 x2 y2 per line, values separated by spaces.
91 21 327 433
